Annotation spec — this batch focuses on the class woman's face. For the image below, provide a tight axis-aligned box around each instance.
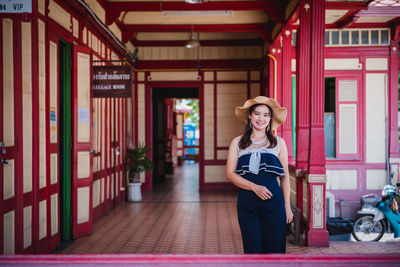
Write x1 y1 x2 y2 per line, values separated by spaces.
249 105 271 131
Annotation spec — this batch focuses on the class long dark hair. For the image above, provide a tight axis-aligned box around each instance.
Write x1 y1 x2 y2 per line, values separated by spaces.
238 104 277 150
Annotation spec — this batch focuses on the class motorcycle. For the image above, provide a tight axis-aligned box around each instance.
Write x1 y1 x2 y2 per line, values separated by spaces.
352 182 400 242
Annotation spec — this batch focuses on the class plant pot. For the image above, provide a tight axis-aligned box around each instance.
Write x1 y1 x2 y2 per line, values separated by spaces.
128 182 142 202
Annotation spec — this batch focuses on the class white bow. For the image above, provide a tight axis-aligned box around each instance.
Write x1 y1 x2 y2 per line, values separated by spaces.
249 151 261 175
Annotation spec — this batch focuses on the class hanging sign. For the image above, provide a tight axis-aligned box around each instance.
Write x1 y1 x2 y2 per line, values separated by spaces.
93 65 131 98
0 0 32 13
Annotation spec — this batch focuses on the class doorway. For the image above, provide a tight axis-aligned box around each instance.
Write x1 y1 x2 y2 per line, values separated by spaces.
152 87 199 189
58 39 71 240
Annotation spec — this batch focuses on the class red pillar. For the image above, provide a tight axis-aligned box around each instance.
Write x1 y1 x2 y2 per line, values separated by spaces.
295 0 311 172
281 26 294 164
295 0 312 229
307 0 329 247
388 40 400 160
388 40 400 185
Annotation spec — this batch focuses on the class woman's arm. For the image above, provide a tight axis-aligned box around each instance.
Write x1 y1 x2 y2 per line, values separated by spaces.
278 137 293 223
226 137 273 200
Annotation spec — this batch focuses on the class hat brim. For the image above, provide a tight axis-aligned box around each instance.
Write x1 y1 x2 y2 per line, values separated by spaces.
235 96 287 130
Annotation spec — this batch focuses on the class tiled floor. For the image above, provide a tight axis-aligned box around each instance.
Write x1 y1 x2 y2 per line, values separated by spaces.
59 162 400 255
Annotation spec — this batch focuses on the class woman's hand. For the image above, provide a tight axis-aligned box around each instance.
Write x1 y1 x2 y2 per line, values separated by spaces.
251 184 273 200
285 203 294 224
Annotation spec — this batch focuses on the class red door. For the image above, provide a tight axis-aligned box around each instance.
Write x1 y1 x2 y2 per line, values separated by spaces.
72 45 93 238
0 18 20 254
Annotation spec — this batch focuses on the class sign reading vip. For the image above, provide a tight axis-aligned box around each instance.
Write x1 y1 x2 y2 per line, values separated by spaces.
0 0 32 13
93 65 132 98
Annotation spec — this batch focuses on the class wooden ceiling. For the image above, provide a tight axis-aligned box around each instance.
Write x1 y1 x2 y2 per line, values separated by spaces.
101 0 400 47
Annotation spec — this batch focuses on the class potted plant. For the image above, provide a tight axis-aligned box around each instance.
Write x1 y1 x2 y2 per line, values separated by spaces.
125 143 154 202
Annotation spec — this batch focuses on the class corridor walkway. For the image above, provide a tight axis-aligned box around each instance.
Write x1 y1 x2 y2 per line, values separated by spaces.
58 162 400 255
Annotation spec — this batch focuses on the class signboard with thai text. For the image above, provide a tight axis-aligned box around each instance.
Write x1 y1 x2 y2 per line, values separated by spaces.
0 0 32 13
93 65 131 98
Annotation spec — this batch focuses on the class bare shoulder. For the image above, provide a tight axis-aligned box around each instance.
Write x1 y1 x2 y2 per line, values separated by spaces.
277 136 287 146
230 135 241 147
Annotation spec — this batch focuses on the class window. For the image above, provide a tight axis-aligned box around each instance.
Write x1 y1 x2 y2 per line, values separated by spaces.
324 77 360 159
325 78 336 158
351 31 359 44
325 29 390 46
331 31 339 45
342 31 349 45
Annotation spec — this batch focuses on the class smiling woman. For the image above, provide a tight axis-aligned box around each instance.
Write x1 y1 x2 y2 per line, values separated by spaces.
226 96 292 254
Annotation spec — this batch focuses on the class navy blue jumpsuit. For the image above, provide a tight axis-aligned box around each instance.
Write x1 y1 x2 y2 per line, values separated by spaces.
235 137 286 253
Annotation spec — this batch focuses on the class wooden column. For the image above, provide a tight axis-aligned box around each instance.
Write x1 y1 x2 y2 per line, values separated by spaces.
307 0 329 247
281 27 294 163
295 0 311 232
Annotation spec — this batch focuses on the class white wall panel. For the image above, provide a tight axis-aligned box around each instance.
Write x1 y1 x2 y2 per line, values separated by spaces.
49 40 58 143
23 206 32 249
51 194 58 236
217 150 228 160
150 71 199 81
77 152 90 179
106 176 110 199
326 170 358 190
325 58 362 70
339 104 357 154
217 71 247 81
250 83 260 98
3 211 14 254
93 180 100 208
205 166 227 183
22 21 33 194
3 19 14 147
50 153 58 184
366 170 387 190
3 159 14 200
38 19 46 189
365 74 386 163
204 84 214 160
366 58 388 70
100 178 105 203
111 174 114 199
77 187 90 224
216 84 247 147
77 52 91 142
138 84 146 144
48 0 71 32
39 200 47 240
204 72 214 81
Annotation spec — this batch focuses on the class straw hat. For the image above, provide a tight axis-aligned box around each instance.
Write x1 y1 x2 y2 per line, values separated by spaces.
235 96 287 130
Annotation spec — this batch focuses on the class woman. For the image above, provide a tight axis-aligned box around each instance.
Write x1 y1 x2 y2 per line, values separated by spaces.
226 96 293 253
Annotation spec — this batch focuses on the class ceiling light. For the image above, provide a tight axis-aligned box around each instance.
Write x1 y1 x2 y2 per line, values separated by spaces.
184 0 208 4
185 31 200 48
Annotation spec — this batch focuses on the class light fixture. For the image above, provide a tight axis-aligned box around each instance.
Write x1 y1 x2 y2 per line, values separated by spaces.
185 30 200 48
184 0 208 4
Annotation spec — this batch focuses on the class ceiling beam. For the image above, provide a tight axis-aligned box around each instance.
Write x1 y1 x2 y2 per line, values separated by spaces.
325 1 368 11
334 10 360 29
357 6 400 17
121 24 268 43
132 39 264 47
121 24 269 33
135 59 265 70
105 1 281 12
105 1 283 25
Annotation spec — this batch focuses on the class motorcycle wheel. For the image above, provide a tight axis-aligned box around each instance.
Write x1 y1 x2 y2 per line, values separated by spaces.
352 215 385 242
